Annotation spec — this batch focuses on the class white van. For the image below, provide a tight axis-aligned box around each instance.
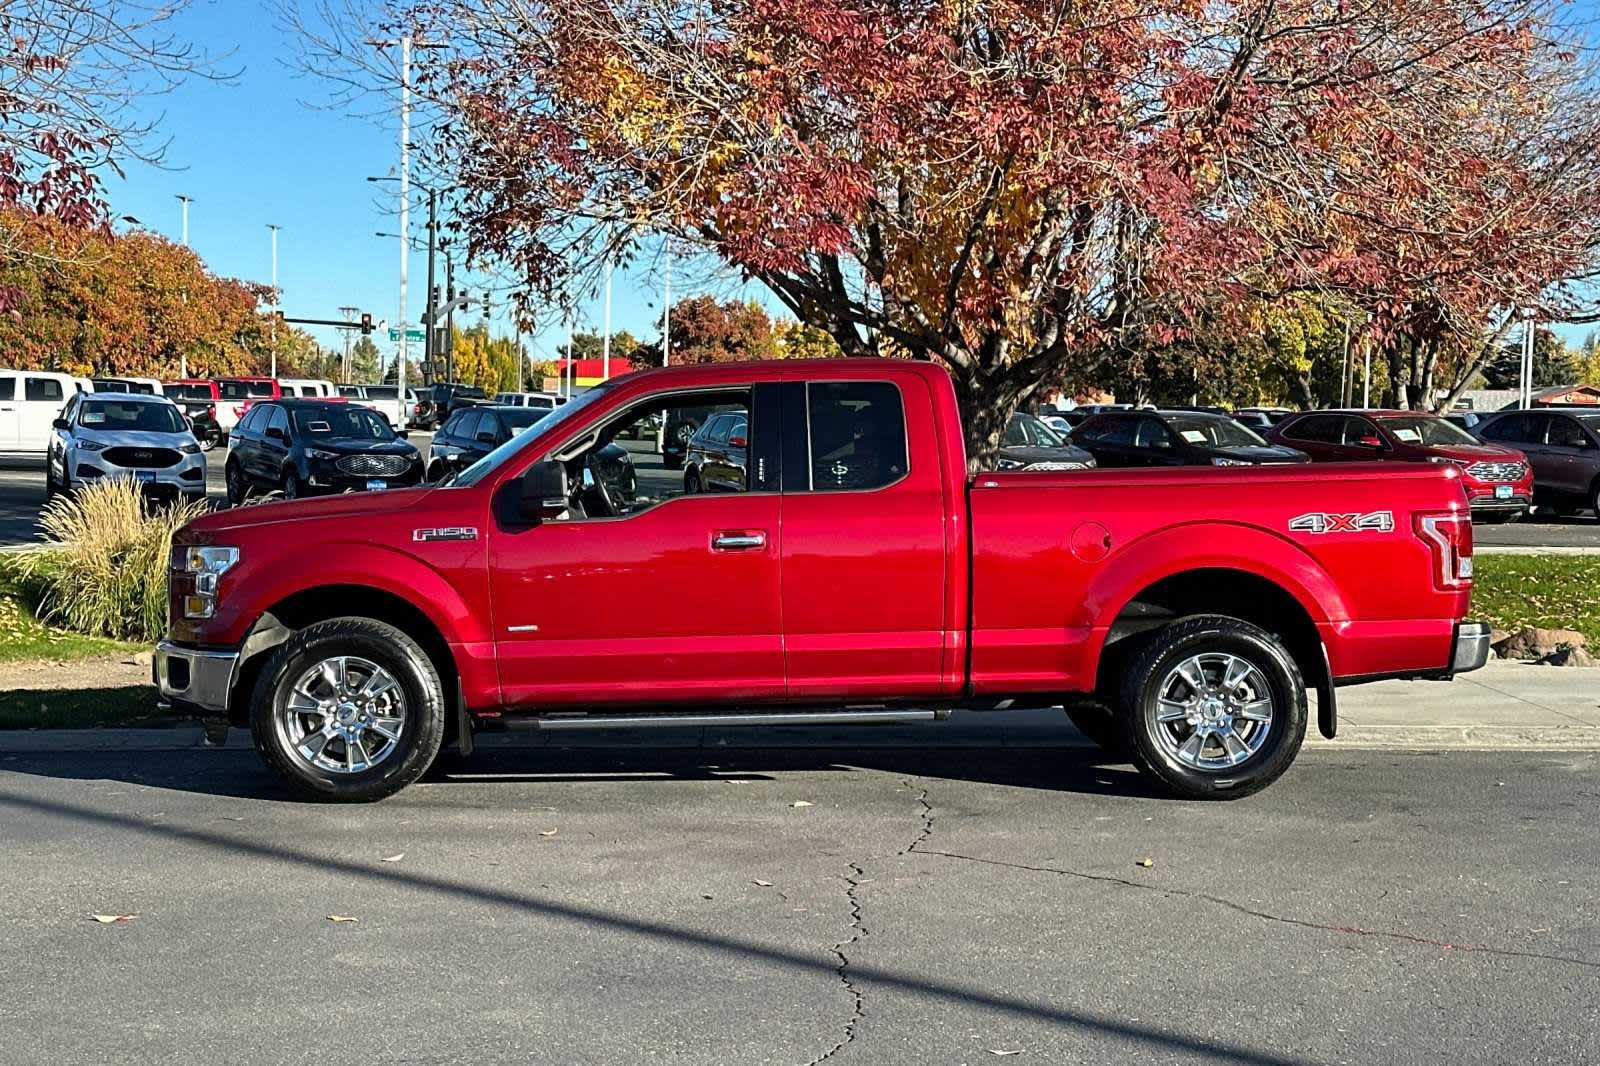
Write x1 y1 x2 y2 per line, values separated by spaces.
0 370 90 459
279 378 337 398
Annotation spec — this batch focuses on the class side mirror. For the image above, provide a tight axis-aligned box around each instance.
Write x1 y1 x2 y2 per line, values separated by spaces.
519 459 569 520
398 430 410 440
52 417 69 430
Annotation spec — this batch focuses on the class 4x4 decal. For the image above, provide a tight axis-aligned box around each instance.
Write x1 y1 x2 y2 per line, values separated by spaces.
1288 510 1394 534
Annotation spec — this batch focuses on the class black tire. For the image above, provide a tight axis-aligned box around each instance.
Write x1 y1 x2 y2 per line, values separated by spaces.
250 617 446 802
225 460 248 506
282 469 302 500
1117 615 1307 800
1591 480 1600 520
44 458 61 499
684 467 702 494
1064 700 1133 760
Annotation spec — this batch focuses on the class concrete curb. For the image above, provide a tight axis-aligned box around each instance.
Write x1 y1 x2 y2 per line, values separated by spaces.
1477 545 1600 556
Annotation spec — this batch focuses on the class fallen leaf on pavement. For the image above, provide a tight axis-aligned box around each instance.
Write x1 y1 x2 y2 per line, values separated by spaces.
539 829 559 837
89 914 135 924
326 915 360 923
1136 858 1154 868
752 879 773 887
790 801 814 808
989 1050 1023 1057
380 853 405 863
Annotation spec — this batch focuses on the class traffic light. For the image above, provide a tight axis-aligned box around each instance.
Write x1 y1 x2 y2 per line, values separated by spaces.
359 312 374 335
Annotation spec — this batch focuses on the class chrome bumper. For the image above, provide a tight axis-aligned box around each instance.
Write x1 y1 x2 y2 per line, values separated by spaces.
153 639 240 713
1452 621 1492 675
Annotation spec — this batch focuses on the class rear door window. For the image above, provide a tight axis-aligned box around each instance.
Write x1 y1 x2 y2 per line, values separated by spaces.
1099 417 1138 447
1548 417 1593 450
266 406 289 438
455 411 483 442
1284 414 1340 443
804 381 907 491
1134 418 1175 449
0 377 14 401
1482 414 1537 444
25 377 64 402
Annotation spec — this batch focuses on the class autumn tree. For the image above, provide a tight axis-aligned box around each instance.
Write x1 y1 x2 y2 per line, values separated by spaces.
1482 327 1579 390
349 335 382 382
301 0 1600 463
629 296 779 368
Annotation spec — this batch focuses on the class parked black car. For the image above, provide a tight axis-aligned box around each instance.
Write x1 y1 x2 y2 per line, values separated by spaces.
683 409 749 491
224 399 421 503
421 382 486 429
1474 408 1600 517
159 381 224 450
997 412 1097 470
1073 410 1310 467
427 404 550 482
662 404 724 470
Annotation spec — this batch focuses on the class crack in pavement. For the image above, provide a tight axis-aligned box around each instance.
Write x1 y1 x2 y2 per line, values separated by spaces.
916 848 1600 972
900 780 933 855
804 862 867 1066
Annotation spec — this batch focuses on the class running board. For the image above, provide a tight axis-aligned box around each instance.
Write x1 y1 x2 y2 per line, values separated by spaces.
513 708 948 731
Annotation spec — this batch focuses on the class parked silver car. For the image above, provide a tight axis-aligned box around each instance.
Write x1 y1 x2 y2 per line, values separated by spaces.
46 392 206 501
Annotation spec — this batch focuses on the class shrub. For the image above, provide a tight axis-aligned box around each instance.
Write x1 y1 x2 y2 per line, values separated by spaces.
17 480 208 642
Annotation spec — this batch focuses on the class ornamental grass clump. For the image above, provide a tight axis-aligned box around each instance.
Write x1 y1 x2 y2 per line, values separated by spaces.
18 479 208 642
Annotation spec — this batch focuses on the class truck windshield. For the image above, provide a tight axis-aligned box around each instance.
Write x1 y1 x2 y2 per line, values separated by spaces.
449 385 615 488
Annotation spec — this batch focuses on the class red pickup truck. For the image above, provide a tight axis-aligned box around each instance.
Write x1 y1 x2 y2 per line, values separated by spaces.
156 360 1489 802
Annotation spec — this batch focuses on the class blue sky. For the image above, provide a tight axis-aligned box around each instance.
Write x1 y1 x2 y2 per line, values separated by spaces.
106 0 760 372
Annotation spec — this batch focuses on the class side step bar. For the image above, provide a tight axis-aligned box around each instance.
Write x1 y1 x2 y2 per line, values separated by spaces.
512 708 948 731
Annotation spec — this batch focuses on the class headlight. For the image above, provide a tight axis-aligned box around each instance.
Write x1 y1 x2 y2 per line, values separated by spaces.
1212 457 1251 466
180 442 201 455
306 448 340 460
77 439 106 452
174 546 239 620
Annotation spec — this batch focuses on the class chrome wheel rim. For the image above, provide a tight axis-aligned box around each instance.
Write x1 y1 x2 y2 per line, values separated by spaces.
277 655 407 775
1149 653 1274 771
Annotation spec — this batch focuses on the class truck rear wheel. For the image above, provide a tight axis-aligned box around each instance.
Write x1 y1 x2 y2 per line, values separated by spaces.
250 617 446 802
1117 615 1306 800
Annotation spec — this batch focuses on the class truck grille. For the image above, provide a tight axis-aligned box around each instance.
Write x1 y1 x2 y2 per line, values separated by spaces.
335 454 410 477
1466 461 1525 482
103 447 180 469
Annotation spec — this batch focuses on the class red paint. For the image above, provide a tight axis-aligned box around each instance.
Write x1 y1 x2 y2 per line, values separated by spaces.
173 361 1476 718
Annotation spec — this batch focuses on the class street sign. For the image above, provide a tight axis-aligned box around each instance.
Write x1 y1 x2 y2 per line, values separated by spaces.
388 327 426 342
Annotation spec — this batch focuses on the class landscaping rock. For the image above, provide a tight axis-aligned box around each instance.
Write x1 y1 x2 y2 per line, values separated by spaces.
1537 645 1596 668
1493 627 1590 661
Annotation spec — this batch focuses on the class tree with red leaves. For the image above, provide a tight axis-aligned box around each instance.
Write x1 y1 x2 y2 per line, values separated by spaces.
321 0 1600 459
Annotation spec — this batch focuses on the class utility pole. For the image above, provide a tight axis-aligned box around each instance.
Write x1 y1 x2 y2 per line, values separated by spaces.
564 310 574 398
1521 311 1536 409
1340 319 1352 408
1362 338 1371 408
425 188 437 385
176 195 192 246
602 259 613 380
443 253 455 384
337 306 359 381
266 224 281 378
662 269 672 366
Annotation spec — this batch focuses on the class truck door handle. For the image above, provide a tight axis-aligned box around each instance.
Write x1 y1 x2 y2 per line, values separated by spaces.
712 530 766 551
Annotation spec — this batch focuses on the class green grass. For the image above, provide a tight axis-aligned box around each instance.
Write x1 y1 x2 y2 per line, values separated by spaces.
1473 555 1600 647
0 686 171 730
0 555 143 663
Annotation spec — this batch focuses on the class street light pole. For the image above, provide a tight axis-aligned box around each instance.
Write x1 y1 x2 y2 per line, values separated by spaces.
662 269 671 367
266 223 281 378
425 188 437 385
176 194 192 246
601 259 613 380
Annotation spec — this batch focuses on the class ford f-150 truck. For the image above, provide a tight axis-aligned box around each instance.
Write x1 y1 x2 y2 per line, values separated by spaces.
155 360 1490 802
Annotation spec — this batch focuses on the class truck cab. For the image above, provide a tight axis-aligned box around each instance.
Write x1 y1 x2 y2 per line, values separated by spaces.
156 360 1488 802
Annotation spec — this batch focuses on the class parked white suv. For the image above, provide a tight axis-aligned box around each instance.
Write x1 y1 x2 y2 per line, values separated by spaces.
46 392 206 501
1 369 88 460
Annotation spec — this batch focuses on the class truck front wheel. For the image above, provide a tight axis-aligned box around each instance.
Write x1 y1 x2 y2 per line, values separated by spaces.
1117 616 1307 800
250 617 446 802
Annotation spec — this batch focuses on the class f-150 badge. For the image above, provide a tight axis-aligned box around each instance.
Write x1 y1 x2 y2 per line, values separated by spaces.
1288 511 1394 534
413 527 478 542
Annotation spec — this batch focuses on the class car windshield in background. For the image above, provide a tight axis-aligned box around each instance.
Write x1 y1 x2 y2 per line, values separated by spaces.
499 408 550 432
451 384 616 488
219 380 274 399
1381 415 1478 446
78 400 185 434
1169 415 1266 448
291 406 394 440
1005 414 1066 447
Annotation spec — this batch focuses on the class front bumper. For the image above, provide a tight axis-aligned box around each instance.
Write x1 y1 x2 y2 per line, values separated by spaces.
73 455 206 494
1452 621 1492 675
154 640 239 713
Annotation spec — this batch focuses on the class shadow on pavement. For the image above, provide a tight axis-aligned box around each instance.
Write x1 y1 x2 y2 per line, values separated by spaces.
0 783 1310 1066
1 743 1169 802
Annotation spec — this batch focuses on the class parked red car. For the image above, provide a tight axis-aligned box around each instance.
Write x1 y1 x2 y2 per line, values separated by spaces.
213 377 282 437
155 361 1487 803
1267 410 1533 522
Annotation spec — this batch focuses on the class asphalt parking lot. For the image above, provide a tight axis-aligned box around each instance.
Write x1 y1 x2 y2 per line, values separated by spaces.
1 742 1596 1065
